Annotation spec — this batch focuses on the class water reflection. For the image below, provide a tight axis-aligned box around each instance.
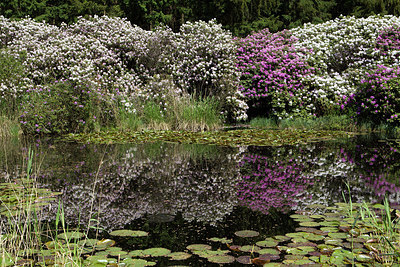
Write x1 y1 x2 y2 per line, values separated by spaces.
1 135 400 232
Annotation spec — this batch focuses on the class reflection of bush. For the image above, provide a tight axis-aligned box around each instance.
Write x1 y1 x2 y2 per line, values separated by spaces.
239 141 400 214
40 143 243 229
238 154 313 214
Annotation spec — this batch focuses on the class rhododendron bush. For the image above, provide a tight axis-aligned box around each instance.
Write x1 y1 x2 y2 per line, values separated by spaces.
0 15 247 134
236 29 315 119
291 15 400 120
237 15 400 120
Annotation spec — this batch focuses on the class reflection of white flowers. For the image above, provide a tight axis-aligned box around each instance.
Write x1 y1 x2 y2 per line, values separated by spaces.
38 143 244 229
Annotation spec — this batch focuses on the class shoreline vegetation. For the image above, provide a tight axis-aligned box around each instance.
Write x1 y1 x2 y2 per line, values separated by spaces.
2 15 400 142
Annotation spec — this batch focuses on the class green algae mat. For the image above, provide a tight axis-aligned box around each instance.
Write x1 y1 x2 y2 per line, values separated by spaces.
65 129 356 146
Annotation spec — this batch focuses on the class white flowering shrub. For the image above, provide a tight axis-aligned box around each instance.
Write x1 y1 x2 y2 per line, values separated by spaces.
168 20 247 121
290 15 400 114
0 15 247 133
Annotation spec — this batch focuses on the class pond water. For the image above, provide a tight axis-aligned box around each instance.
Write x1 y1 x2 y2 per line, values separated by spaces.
1 134 400 265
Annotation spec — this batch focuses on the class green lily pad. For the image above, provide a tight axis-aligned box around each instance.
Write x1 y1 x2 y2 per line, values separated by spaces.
95 239 116 250
256 240 278 247
129 250 145 257
320 221 340 227
274 235 291 242
122 258 156 266
168 252 192 261
57 231 85 240
207 255 235 264
257 248 280 255
303 233 325 241
320 227 339 233
240 245 260 252
109 230 148 237
286 232 304 238
142 248 171 257
298 221 320 227
286 248 308 255
186 244 212 251
78 238 99 247
208 237 232 244
324 238 343 246
234 230 259 238
108 250 128 257
328 232 348 239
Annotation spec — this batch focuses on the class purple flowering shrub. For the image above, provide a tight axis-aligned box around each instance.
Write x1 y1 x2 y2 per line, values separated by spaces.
236 29 315 119
376 24 400 65
20 80 113 134
349 65 400 126
237 154 313 214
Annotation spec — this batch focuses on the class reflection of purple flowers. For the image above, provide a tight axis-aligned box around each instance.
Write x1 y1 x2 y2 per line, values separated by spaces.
237 154 313 214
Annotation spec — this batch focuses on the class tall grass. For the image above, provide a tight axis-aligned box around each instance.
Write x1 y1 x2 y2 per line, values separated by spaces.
118 96 222 132
249 115 400 134
0 149 104 266
0 116 21 139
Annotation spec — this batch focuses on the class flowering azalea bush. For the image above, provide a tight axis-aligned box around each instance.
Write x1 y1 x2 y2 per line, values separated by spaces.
236 29 315 119
348 65 400 126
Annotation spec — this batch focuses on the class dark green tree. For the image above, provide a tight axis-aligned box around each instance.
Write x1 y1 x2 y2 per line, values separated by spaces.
281 0 336 29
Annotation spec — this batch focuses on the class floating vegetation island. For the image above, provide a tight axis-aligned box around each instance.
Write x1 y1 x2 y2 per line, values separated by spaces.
65 129 356 146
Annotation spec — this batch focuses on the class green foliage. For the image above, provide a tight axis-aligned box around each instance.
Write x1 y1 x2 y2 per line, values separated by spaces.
19 80 114 135
1 0 400 37
0 50 26 117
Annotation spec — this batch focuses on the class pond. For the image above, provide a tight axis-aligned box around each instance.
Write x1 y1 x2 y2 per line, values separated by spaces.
1 134 400 265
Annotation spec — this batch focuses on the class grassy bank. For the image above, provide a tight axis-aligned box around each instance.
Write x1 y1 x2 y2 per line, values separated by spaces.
249 115 400 135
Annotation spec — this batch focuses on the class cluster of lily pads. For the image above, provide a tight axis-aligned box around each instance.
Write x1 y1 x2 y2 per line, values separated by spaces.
0 178 61 217
3 200 398 266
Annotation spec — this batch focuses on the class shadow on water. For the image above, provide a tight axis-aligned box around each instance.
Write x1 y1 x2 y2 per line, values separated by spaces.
1 133 400 265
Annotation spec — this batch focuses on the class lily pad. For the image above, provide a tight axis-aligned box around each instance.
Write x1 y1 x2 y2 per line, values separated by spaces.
129 250 146 257
257 248 280 255
121 258 156 266
208 255 235 264
186 244 212 251
256 240 279 247
142 248 171 257
234 230 259 238
240 245 260 252
208 237 232 244
298 221 320 227
78 238 99 247
168 252 192 261
273 235 291 242
328 232 348 239
303 233 325 241
95 239 116 249
57 231 85 240
236 256 252 264
109 230 148 237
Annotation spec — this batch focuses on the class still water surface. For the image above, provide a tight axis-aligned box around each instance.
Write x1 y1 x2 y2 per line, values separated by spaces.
1 134 400 256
